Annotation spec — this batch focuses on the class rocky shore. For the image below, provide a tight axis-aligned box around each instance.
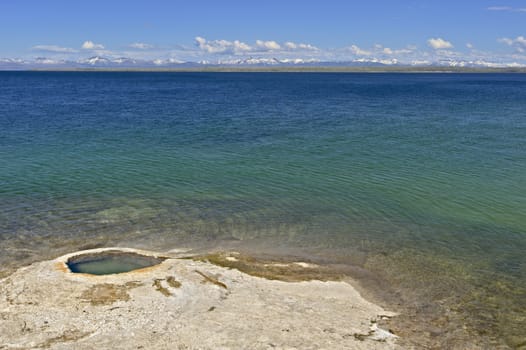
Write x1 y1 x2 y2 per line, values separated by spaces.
0 248 399 349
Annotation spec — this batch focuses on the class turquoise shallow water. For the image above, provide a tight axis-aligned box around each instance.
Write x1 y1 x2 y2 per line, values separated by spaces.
1 72 526 347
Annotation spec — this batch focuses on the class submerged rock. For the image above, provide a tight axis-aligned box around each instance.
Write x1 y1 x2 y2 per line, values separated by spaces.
0 247 400 349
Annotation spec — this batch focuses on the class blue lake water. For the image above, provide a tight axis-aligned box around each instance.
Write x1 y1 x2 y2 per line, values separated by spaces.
1 72 525 347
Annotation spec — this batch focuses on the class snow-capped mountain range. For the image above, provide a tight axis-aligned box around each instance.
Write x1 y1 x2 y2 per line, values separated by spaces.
1 56 525 69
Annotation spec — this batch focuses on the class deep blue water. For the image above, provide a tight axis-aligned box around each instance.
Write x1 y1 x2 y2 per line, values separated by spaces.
1 72 525 346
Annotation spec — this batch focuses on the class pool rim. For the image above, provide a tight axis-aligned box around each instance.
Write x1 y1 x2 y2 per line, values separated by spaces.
55 247 171 276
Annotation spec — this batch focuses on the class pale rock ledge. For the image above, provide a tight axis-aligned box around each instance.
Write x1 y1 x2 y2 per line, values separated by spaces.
0 247 400 349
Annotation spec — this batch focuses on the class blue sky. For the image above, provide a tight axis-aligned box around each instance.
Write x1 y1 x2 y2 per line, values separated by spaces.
1 0 526 65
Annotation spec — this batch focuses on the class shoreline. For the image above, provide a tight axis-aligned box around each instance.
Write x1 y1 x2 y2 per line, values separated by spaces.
1 66 526 73
0 245 516 349
0 247 400 349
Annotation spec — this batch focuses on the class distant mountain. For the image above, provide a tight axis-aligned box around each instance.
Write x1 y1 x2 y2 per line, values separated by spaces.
435 59 525 69
0 56 525 70
77 56 155 67
218 57 282 65
67 56 198 68
0 58 28 70
78 56 112 66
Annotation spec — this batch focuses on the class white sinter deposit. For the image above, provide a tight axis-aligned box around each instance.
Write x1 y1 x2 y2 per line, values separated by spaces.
0 248 400 349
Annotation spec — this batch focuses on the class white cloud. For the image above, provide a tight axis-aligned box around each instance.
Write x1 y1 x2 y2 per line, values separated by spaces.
348 44 372 56
353 57 398 65
499 36 526 52
395 48 415 55
340 43 417 61
435 49 457 57
18 36 526 68
32 45 77 53
427 38 453 49
81 41 105 50
195 37 318 55
487 6 526 12
195 36 252 54
487 6 513 11
129 42 153 50
153 58 185 65
284 41 318 50
379 44 410 55
411 60 431 66
256 40 281 51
